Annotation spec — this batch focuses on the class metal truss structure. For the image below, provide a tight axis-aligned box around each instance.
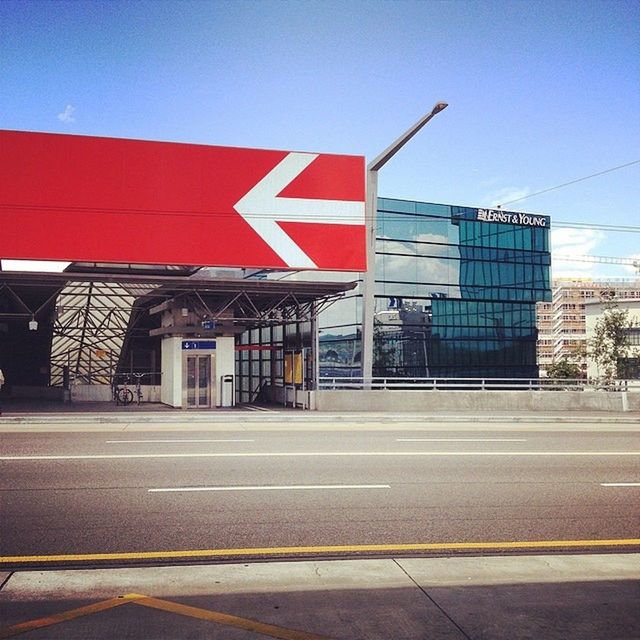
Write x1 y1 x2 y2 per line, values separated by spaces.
0 269 355 388
51 281 158 385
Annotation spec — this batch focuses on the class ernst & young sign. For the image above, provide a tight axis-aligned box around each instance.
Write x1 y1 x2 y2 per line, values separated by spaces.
476 208 549 228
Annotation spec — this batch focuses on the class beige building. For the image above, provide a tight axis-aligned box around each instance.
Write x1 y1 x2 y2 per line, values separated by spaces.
585 298 640 379
537 278 640 377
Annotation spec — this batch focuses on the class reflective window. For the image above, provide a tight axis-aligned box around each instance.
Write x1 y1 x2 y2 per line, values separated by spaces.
319 198 552 379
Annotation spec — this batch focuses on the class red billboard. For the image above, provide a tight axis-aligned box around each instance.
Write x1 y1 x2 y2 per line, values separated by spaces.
0 130 366 271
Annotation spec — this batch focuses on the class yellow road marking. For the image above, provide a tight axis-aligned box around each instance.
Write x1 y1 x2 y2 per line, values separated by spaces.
129 593 332 640
1 538 639 564
0 593 331 640
0 594 141 639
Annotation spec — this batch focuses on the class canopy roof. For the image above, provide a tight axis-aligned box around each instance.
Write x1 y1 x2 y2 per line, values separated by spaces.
0 267 356 384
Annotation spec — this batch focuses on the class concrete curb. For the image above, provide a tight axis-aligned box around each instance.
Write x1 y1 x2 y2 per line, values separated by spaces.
0 410 639 428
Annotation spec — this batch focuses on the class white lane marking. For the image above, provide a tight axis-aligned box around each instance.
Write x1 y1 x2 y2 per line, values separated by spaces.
148 484 391 493
105 439 255 444
601 482 640 487
3 451 640 461
397 438 527 442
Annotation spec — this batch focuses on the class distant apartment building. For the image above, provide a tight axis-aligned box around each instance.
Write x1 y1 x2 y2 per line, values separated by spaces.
537 278 640 376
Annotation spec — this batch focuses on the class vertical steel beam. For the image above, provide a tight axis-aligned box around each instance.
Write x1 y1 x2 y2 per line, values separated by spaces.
361 169 378 386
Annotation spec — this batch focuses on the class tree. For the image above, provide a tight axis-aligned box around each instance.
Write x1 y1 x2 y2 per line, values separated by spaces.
589 296 637 380
566 341 587 372
373 319 397 376
546 358 582 379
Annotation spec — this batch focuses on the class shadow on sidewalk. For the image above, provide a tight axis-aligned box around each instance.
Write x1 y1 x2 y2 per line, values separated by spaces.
1 576 639 639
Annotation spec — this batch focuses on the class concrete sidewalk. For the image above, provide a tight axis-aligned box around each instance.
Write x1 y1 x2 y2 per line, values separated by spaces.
1 554 639 639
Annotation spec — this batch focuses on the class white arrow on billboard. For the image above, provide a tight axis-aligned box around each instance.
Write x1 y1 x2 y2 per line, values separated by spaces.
234 152 364 269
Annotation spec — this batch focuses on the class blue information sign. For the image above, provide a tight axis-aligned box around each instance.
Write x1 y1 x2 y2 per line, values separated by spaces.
182 340 216 350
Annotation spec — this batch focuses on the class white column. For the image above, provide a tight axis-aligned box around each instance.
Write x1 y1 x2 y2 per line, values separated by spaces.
161 337 183 408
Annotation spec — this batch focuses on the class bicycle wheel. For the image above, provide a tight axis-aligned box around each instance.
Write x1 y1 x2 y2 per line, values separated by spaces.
117 387 134 405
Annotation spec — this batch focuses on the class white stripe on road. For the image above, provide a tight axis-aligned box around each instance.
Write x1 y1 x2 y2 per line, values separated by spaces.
3 451 640 460
397 438 527 442
149 484 391 493
106 439 255 444
601 482 640 487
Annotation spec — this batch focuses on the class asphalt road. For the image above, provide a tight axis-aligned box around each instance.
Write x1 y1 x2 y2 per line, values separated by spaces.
2 424 640 563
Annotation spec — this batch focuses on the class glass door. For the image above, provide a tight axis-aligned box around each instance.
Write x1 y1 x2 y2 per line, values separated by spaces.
184 354 213 408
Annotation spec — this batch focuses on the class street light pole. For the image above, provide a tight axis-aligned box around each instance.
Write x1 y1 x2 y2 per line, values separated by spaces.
361 102 448 384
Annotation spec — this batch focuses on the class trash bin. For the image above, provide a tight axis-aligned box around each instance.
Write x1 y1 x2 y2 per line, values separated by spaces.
221 374 234 407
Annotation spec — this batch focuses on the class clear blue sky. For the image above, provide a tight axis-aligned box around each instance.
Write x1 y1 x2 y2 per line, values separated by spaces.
1 0 639 277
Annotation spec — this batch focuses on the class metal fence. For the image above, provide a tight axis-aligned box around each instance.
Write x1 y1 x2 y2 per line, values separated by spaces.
317 377 640 392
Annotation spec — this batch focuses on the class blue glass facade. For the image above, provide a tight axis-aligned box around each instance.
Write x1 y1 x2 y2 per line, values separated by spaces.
319 198 551 378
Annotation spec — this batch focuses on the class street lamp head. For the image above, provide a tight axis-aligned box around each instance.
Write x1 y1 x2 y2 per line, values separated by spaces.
368 101 450 172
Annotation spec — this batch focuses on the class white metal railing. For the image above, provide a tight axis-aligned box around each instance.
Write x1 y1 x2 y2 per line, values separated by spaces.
317 377 640 392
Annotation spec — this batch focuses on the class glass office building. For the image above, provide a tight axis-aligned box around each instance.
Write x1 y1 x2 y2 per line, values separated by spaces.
319 198 552 379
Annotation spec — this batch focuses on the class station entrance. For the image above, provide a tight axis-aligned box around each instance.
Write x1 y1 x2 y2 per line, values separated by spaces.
0 265 354 410
184 349 215 409
0 129 364 411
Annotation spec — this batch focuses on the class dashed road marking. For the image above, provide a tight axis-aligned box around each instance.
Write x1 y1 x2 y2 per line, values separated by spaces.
106 439 255 443
148 483 391 493
396 438 527 442
601 482 640 487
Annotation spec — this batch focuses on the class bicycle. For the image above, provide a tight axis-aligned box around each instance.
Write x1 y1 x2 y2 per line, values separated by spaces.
112 372 155 406
132 373 144 405
112 377 133 405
